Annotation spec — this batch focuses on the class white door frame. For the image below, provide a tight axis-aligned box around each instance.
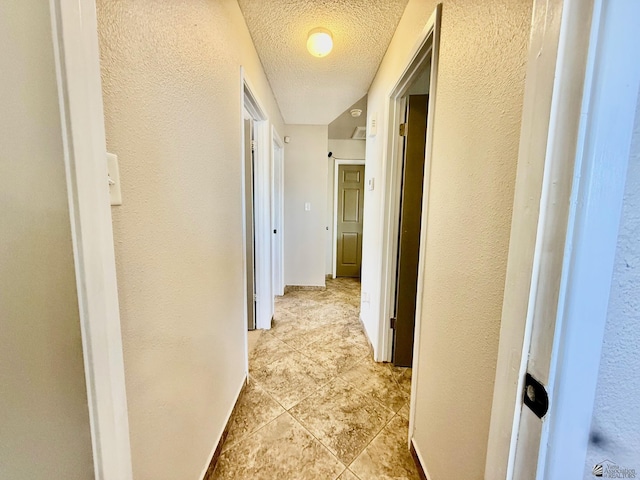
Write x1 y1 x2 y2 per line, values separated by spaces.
531 1 640 478
379 5 441 367
271 128 285 297
372 2 441 450
49 0 133 478
242 71 274 331
485 0 640 478
332 159 366 279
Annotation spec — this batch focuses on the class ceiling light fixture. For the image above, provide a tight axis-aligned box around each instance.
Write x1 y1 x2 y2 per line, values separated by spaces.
350 109 363 118
307 27 333 58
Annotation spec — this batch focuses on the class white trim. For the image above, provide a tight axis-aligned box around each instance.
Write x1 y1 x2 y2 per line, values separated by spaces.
378 5 441 368
408 4 441 445
485 0 640 477
332 159 366 279
542 1 640 477
198 375 247 480
242 70 274 331
484 0 574 474
368 1 441 443
49 0 133 478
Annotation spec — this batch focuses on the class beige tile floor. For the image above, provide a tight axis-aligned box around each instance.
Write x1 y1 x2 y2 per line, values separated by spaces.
211 278 420 480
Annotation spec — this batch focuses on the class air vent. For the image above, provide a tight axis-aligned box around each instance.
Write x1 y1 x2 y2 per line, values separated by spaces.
351 126 367 140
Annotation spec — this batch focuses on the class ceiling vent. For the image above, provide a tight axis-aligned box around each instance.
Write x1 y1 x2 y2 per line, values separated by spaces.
351 126 367 140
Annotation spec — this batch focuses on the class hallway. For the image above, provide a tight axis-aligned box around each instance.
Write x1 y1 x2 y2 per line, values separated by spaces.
211 278 418 479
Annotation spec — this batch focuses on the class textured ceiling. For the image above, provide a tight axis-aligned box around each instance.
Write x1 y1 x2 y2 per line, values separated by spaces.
237 0 410 125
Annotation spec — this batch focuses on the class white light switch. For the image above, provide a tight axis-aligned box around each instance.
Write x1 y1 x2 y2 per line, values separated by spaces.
107 152 122 206
304 202 311 211
367 178 375 191
368 112 378 137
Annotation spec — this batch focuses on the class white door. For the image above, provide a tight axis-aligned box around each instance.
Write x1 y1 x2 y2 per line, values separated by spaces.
508 1 640 478
272 137 284 296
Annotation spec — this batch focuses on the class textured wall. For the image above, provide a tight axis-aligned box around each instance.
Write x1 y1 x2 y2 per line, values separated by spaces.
96 1 284 479
584 91 640 476
326 140 367 274
283 125 328 286
362 1 532 478
0 1 94 478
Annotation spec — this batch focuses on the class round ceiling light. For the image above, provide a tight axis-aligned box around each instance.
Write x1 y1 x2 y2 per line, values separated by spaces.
307 27 333 58
350 109 363 118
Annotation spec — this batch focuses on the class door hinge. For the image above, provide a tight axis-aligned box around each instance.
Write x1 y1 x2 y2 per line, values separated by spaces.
390 317 397 329
399 123 407 137
251 140 257 152
253 293 257 302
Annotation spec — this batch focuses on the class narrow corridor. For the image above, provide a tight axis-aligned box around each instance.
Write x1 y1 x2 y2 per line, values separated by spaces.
210 278 419 479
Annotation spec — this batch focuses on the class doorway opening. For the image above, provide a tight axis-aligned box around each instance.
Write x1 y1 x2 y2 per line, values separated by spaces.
242 79 275 333
391 90 429 367
381 35 437 369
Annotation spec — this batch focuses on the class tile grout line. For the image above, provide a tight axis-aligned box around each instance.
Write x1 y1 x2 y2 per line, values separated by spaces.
221 279 416 479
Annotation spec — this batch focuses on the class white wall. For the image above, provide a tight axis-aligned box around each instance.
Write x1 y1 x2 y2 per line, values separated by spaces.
0 1 94 478
361 1 532 478
96 1 284 479
584 91 640 475
326 140 367 275
284 125 328 286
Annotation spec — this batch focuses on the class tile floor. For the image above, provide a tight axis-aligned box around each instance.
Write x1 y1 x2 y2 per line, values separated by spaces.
210 278 419 480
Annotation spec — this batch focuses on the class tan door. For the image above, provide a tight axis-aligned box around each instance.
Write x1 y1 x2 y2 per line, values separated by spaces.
393 94 428 367
336 164 365 277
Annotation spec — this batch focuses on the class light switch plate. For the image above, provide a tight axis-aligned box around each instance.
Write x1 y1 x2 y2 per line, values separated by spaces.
107 152 122 206
368 112 378 137
304 202 311 211
367 178 375 191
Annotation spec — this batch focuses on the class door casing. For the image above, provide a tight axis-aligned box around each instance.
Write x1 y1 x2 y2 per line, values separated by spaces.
375 4 442 452
242 73 276 333
486 0 640 478
47 1 133 478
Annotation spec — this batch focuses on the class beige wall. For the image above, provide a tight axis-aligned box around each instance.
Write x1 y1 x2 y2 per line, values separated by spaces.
0 1 94 478
362 1 532 478
96 1 284 479
283 125 329 286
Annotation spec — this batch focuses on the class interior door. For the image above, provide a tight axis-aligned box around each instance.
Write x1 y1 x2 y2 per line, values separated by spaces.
392 94 429 367
244 119 256 330
336 164 365 277
272 140 284 296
